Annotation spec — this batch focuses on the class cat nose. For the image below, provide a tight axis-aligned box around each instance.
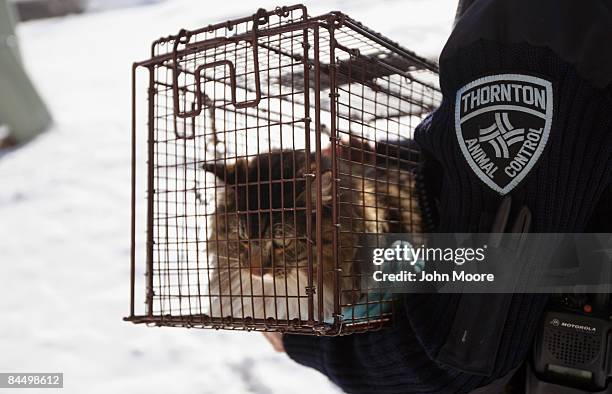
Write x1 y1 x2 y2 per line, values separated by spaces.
248 248 272 276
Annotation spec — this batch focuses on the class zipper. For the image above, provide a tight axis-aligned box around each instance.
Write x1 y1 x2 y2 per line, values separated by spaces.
414 159 439 233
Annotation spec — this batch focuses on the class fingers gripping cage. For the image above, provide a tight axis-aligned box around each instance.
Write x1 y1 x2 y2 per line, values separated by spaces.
127 5 442 335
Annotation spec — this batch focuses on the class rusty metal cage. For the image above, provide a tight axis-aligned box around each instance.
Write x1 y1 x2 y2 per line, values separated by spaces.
127 5 442 335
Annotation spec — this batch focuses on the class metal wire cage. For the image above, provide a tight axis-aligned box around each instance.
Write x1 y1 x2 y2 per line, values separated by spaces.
127 4 442 335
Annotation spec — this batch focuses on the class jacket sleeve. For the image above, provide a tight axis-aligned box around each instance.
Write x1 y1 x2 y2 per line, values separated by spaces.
282 298 491 394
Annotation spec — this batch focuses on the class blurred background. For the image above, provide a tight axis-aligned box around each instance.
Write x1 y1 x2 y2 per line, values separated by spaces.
0 0 453 392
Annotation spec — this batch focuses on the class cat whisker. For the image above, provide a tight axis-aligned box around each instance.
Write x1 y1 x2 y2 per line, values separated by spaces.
213 256 242 262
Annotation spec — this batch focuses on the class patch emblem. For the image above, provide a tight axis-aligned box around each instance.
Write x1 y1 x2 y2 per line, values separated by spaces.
455 74 553 194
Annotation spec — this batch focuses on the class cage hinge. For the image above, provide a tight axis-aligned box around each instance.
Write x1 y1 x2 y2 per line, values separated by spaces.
274 6 291 18
329 92 340 98
253 8 269 26
304 286 316 296
327 13 346 28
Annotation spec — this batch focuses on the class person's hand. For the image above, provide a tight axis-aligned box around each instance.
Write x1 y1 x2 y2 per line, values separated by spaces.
262 332 285 352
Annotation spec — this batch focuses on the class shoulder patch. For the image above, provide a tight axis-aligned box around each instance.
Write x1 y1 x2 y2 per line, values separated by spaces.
455 74 553 195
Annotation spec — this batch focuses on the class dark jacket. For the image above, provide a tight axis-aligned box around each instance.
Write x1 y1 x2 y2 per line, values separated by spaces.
284 1 612 393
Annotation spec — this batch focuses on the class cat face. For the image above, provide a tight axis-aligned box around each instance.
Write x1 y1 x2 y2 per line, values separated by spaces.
205 150 333 278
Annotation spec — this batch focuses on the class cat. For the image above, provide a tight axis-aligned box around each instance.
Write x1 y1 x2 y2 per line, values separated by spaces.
202 139 423 323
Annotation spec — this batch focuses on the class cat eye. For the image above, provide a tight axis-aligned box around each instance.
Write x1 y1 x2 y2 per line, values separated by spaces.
272 223 294 241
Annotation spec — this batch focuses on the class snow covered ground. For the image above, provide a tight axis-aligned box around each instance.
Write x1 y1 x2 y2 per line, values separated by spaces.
0 1 453 393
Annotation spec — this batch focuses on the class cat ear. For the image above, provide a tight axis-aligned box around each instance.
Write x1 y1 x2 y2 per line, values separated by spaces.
319 170 334 205
203 161 235 183
337 135 376 164
203 160 247 184
309 162 334 205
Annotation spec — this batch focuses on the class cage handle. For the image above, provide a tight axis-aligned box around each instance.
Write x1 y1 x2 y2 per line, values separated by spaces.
171 26 262 122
